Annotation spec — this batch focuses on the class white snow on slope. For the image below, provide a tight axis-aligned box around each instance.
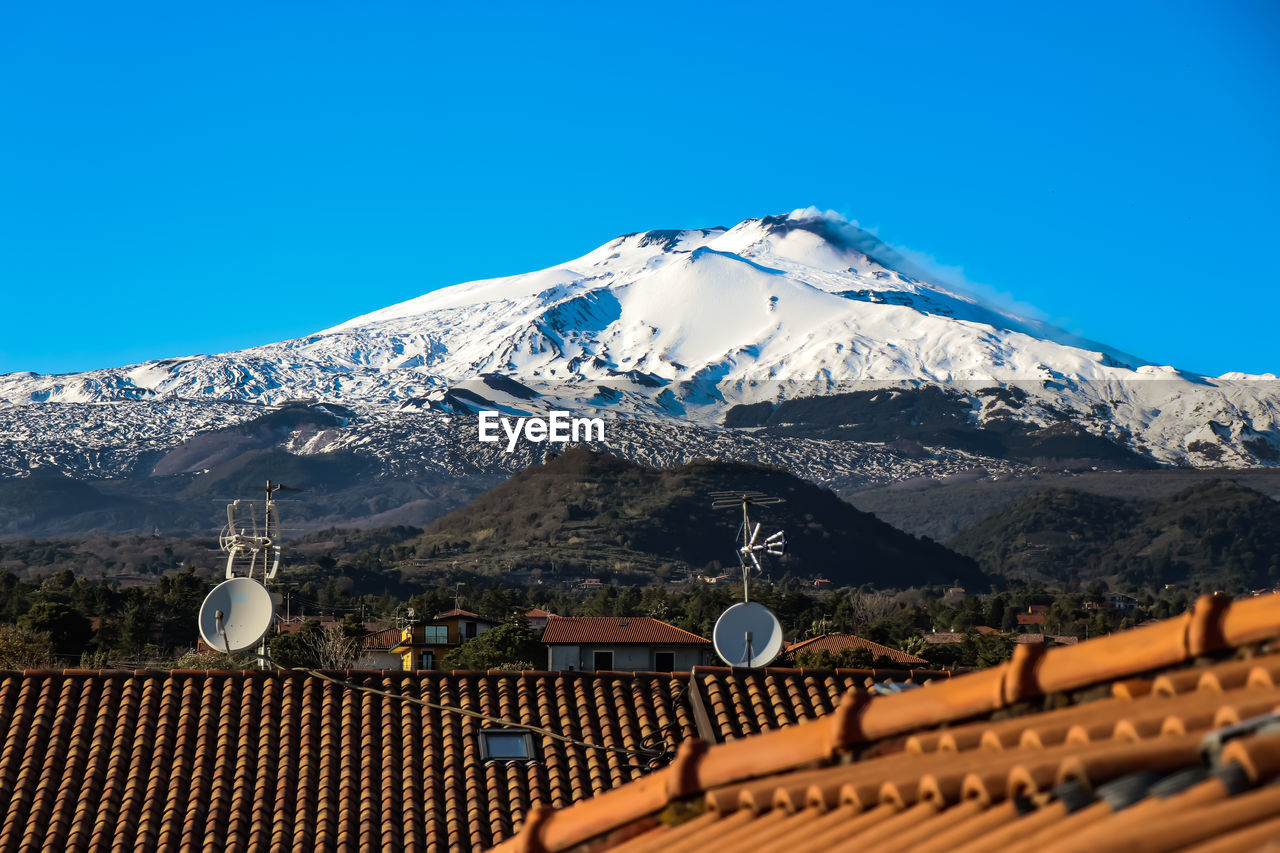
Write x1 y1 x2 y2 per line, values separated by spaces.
1 209 1277 467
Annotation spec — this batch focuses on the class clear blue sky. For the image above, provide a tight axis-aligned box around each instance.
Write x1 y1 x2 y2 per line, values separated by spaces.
1 1 1276 377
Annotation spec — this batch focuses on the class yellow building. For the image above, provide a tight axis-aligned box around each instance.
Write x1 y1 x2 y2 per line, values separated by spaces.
389 608 495 670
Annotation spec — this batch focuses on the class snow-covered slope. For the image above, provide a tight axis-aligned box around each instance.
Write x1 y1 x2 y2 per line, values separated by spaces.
1 209 1278 470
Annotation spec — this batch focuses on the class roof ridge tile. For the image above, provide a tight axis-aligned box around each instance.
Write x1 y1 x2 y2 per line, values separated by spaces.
492 593 1280 852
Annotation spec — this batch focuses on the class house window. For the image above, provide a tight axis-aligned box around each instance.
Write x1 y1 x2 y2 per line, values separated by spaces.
593 651 613 671
422 626 448 644
419 652 434 670
654 652 675 673
465 621 478 639
479 728 536 762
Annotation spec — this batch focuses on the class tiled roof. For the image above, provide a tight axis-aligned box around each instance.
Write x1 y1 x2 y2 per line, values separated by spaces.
0 669 693 851
541 617 711 646
360 626 403 651
783 634 929 666
1015 632 1080 646
492 592 1280 853
921 631 967 644
686 666 951 743
435 608 484 619
0 662 902 851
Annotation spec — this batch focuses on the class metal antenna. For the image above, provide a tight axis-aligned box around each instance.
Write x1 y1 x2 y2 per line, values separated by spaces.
219 481 295 583
709 491 787 603
215 481 294 668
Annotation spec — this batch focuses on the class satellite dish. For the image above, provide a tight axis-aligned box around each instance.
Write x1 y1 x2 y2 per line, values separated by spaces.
713 601 784 668
198 577 276 653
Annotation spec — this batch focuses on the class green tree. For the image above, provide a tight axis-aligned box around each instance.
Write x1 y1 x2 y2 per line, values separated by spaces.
0 624 55 669
269 619 324 668
582 585 619 617
442 615 541 671
19 601 91 656
972 633 1015 668
900 635 931 660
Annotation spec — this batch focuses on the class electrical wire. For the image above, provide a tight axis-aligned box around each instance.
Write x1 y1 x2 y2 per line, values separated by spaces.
217 601 676 768
251 650 675 769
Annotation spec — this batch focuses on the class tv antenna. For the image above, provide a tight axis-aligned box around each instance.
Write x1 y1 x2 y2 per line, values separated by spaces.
709 491 787 601
219 480 297 581
708 491 788 667
200 481 294 667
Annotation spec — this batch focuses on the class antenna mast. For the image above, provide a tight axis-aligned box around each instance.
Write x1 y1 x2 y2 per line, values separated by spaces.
220 480 289 582
215 480 293 668
710 491 787 602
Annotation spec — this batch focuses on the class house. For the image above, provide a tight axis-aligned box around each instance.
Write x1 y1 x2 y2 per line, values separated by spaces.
523 607 554 632
354 625 403 669
389 608 497 670
541 615 712 672
493 591 1280 853
1106 593 1141 610
783 633 928 666
1017 604 1049 627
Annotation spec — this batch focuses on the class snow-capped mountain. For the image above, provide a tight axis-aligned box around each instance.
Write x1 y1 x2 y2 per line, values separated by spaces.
2 208 1278 477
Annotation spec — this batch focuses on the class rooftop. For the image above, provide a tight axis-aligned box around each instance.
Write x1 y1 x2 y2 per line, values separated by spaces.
784 633 929 666
434 608 484 620
0 662 922 850
0 668 692 851
360 626 403 651
541 616 711 646
493 592 1280 852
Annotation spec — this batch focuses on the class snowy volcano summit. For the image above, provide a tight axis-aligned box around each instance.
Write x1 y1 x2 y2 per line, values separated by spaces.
2 208 1279 479
320 208 1142 389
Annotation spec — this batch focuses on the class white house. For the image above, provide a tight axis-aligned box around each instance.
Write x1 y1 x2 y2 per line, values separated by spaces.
541 616 712 673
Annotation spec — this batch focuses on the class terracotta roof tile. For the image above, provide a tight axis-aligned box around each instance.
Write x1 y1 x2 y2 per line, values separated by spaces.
683 666 951 744
359 626 403 651
541 616 711 646
435 608 484 619
784 634 928 665
491 592 1280 853
0 669 711 852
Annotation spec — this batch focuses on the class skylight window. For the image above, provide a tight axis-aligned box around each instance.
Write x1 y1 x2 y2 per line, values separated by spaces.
479 728 536 762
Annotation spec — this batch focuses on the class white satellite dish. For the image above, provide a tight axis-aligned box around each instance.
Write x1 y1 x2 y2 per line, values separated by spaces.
198 577 276 653
713 601 784 668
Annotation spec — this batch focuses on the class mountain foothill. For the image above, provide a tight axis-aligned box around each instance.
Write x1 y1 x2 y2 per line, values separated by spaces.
1 210 1277 593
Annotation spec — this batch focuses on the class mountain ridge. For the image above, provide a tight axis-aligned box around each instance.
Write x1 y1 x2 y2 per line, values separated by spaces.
404 445 986 589
1 208 1278 502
